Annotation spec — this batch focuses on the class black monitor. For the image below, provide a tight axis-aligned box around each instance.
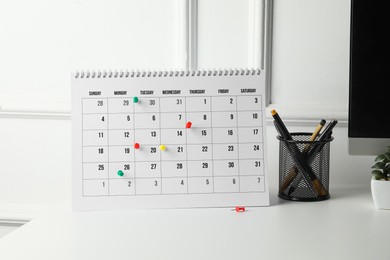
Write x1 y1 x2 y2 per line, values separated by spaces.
348 0 390 155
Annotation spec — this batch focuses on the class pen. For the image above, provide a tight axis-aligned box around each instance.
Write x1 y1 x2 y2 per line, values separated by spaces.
280 119 326 192
287 119 338 195
317 119 338 141
273 120 283 138
271 110 318 196
271 109 293 140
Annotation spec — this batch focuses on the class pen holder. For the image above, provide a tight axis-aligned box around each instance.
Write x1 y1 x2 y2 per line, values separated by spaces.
277 133 333 201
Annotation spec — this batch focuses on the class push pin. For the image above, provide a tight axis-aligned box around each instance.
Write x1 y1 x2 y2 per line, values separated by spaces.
185 121 192 129
134 143 140 149
117 170 124 177
235 206 246 212
159 145 166 151
133 96 139 103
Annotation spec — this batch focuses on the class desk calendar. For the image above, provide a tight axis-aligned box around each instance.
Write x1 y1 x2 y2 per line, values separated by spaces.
72 69 269 210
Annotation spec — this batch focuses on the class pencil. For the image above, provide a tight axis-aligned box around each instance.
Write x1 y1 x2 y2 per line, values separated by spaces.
280 119 326 192
305 119 326 150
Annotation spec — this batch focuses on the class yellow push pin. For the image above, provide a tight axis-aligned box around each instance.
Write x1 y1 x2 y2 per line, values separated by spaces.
159 145 166 151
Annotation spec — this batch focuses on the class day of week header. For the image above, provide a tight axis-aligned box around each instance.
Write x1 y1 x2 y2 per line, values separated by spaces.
114 91 127 95
89 91 101 96
162 90 181 95
189 89 205 94
218 89 229 93
140 90 154 95
241 88 256 93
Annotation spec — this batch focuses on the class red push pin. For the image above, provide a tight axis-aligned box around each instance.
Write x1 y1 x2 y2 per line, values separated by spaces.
235 206 246 212
134 143 140 149
185 121 192 129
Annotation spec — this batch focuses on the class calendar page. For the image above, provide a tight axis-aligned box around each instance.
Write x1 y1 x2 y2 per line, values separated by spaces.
72 70 269 210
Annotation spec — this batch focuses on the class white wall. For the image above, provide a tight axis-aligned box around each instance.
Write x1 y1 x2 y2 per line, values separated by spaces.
271 0 350 119
0 0 375 225
0 0 177 111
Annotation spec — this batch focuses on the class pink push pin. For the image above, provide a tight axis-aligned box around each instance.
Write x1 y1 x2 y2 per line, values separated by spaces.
186 121 192 129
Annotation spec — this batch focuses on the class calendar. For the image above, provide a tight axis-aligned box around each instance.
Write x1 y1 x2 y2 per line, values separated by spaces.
72 69 269 210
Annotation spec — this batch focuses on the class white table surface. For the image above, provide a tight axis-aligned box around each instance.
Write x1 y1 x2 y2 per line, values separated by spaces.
0 185 389 260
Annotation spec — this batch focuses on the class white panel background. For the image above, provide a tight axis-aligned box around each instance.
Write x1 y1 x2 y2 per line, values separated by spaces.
197 0 250 68
0 0 375 234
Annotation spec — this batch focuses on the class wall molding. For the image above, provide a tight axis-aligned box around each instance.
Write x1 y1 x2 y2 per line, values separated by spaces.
266 104 348 127
0 111 70 120
189 0 198 70
0 98 70 119
264 0 273 105
177 0 189 69
248 0 265 69
0 204 57 224
177 0 197 70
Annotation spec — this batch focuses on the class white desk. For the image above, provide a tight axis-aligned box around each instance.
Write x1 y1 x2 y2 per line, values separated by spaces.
0 185 389 260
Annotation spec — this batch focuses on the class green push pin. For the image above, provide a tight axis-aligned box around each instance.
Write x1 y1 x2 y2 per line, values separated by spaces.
117 170 124 177
133 96 139 103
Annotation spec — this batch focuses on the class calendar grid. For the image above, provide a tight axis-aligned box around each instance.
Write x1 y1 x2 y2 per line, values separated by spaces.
81 95 266 197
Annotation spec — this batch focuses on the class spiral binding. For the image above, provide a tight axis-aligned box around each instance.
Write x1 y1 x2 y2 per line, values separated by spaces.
74 69 261 79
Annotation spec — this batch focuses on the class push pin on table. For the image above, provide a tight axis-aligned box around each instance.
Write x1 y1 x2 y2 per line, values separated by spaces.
186 121 192 129
235 206 246 212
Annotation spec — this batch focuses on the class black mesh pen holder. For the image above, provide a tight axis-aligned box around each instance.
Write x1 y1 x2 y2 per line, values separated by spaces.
277 133 333 201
